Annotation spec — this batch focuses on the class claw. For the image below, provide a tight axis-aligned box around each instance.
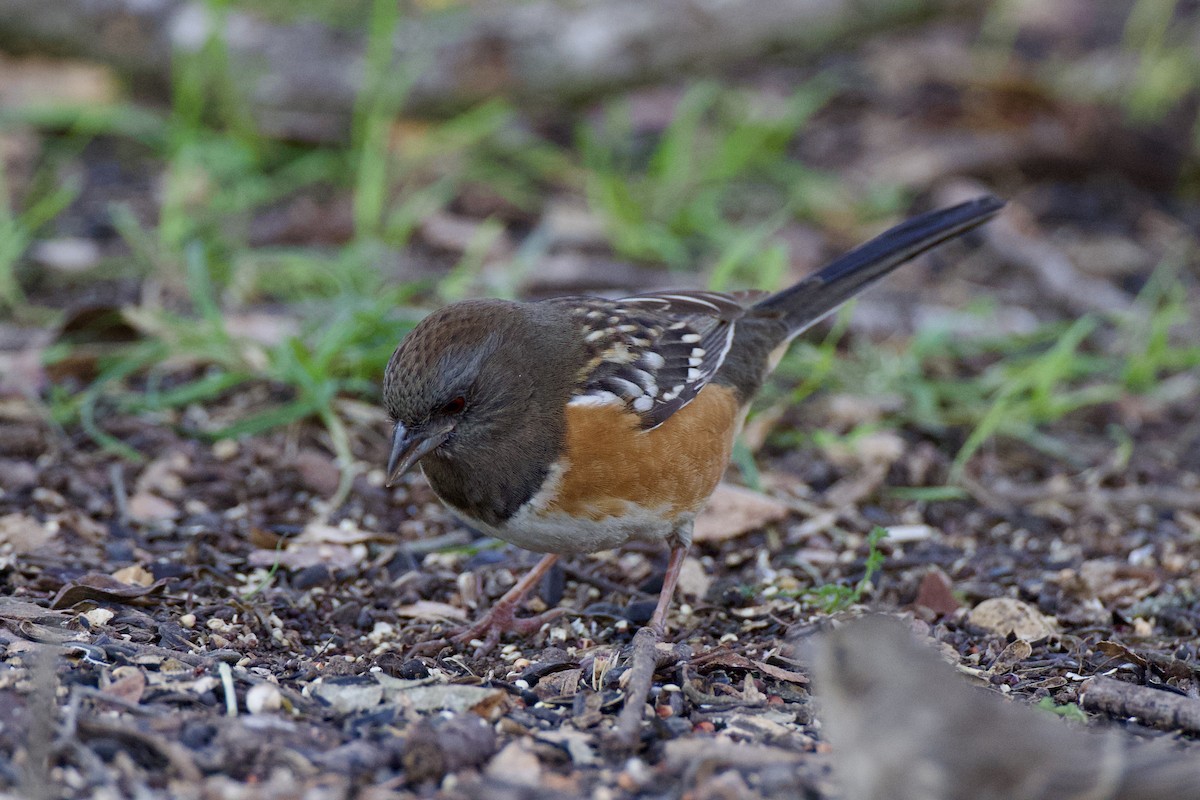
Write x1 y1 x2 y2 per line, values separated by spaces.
450 605 566 655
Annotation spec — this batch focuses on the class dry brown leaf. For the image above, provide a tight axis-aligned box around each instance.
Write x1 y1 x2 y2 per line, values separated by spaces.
50 574 170 609
393 601 468 622
391 684 510 717
694 484 789 543
13 621 86 644
310 676 384 714
485 740 542 786
247 543 362 571
135 453 188 498
104 666 147 704
1094 640 1149 671
821 430 905 469
128 492 180 522
675 556 711 600
968 597 1056 643
1077 560 1161 606
111 565 154 587
0 512 53 555
297 521 390 546
692 647 809 685
989 639 1034 675
913 567 960 617
0 341 50 397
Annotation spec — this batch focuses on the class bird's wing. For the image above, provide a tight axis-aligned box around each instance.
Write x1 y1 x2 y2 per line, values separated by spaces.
554 290 750 430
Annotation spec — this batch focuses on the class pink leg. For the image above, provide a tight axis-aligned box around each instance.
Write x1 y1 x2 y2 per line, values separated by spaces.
648 544 688 634
451 553 563 653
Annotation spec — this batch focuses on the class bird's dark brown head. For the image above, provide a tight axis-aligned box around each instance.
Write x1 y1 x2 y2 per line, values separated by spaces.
382 299 584 524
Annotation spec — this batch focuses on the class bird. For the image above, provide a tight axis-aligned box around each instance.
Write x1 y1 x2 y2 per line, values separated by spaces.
383 195 1005 651
806 615 1200 800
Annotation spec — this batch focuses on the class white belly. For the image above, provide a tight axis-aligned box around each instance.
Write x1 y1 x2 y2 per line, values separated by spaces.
487 501 686 554
433 458 690 554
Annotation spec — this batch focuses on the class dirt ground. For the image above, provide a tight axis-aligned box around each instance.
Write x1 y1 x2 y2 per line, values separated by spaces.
2 6 1200 800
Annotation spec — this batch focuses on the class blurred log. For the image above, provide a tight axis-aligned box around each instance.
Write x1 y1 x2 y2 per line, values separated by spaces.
0 0 971 142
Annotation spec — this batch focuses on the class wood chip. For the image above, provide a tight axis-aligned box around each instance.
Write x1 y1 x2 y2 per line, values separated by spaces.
913 567 960 617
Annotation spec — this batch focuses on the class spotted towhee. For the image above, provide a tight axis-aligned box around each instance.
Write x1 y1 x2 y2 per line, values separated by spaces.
383 195 1004 651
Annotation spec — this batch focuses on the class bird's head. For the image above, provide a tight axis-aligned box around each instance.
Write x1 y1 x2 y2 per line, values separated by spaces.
381 299 579 488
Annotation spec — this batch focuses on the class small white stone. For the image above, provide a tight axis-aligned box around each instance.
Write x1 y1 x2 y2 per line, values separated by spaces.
246 682 283 714
212 439 238 460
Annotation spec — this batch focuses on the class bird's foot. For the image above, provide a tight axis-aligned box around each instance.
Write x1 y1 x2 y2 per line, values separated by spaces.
406 605 564 658
449 603 567 656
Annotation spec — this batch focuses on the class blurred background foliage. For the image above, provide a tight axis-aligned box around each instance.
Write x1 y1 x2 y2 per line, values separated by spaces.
0 0 1197 493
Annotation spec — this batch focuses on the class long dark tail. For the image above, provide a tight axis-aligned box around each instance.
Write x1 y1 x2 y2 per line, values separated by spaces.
753 195 1005 337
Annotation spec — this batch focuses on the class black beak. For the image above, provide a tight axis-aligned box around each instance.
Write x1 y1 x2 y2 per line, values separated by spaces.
386 422 450 487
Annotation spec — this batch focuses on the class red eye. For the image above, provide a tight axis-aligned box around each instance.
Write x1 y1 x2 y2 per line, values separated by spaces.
440 396 466 415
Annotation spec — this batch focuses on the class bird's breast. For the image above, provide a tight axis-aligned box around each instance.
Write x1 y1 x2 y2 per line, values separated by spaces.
449 382 742 554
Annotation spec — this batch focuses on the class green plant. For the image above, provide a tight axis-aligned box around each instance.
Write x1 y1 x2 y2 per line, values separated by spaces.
0 161 79 312
805 526 889 613
41 0 572 486
1035 697 1088 723
762 262 1200 478
1118 259 1200 392
579 81 837 269
1122 0 1197 124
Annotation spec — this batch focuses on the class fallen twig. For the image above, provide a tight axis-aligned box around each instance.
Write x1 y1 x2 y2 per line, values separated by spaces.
613 627 691 746
1082 676 1200 735
614 627 663 746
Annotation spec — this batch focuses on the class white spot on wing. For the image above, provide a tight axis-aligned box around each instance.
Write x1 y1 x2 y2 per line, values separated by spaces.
607 376 644 398
640 352 665 369
629 368 658 396
569 391 623 407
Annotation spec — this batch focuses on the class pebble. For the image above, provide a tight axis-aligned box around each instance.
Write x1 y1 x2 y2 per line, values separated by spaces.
212 439 239 460
245 682 283 714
